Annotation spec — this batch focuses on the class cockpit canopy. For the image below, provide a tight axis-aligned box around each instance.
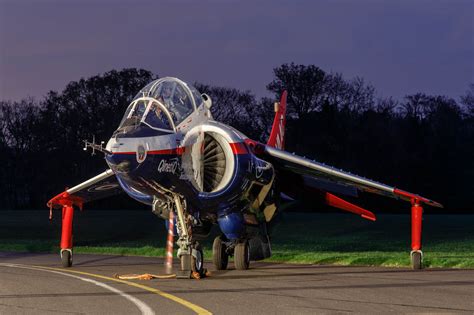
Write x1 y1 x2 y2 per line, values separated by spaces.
118 77 204 131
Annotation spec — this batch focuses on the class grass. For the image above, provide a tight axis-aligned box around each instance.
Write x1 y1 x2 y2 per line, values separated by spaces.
1 210 473 268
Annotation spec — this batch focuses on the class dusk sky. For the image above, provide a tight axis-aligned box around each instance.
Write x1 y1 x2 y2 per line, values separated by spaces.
0 0 472 102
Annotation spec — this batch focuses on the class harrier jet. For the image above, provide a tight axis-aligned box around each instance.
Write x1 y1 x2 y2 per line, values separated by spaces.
48 77 442 277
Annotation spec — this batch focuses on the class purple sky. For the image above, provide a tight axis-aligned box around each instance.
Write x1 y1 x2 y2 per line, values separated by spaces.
0 0 472 102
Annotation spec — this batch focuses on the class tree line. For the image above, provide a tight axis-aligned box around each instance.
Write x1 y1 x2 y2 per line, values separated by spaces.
1 65 472 211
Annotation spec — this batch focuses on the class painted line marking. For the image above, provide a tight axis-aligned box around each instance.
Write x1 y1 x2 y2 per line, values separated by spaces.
1 263 154 315
0 263 212 315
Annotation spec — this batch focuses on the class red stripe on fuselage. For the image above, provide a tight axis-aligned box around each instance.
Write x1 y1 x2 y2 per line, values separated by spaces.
229 142 248 154
148 148 185 155
112 149 183 155
112 142 248 156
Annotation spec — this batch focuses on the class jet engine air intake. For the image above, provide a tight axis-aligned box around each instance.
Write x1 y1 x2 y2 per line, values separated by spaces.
182 131 235 193
202 132 236 192
203 133 226 192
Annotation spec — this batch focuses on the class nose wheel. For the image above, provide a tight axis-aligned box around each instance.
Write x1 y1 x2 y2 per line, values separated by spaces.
192 244 204 274
178 243 205 278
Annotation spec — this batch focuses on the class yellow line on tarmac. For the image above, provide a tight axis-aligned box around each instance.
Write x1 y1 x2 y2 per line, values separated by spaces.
33 265 212 315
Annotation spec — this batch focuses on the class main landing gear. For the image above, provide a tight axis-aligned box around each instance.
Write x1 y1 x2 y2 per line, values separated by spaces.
212 236 250 270
234 241 250 270
212 236 228 270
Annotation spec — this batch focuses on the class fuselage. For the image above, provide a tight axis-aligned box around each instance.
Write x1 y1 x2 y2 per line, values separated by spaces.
103 78 275 239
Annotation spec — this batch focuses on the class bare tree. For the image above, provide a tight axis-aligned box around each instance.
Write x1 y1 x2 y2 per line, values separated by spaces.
267 63 326 119
460 83 474 117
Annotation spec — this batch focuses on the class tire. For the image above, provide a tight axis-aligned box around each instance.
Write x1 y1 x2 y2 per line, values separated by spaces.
180 254 191 271
61 250 72 268
411 251 422 270
234 241 250 270
212 236 228 270
192 244 204 275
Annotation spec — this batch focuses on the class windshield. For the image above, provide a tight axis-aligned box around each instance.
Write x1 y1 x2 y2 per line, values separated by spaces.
142 100 174 131
118 99 148 128
189 85 203 108
132 77 203 125
118 98 174 131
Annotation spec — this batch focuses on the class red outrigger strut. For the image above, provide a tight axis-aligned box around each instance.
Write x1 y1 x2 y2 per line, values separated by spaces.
47 191 83 257
411 200 423 253
60 205 74 250
393 188 443 268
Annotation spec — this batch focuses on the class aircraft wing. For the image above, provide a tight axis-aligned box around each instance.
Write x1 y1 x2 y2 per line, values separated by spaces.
264 145 443 208
47 169 122 209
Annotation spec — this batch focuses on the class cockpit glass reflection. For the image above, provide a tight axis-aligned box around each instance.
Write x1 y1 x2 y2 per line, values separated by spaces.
143 101 173 130
118 100 148 129
132 77 202 126
153 80 193 124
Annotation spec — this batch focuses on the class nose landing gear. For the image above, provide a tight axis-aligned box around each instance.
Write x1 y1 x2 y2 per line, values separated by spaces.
173 195 207 279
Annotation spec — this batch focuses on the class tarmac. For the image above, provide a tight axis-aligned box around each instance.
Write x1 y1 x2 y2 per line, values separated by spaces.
0 252 473 314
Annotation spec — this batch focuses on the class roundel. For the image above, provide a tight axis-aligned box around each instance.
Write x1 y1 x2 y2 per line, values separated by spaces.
136 144 147 163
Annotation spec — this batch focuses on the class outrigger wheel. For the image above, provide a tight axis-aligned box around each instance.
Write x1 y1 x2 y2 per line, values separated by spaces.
234 240 250 270
411 250 423 270
212 236 229 270
61 249 73 268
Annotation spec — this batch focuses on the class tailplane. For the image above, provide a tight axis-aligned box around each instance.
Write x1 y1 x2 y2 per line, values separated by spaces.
267 91 287 150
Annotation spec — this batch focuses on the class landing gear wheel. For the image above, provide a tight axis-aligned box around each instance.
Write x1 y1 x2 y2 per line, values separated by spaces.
176 253 193 279
192 244 204 275
212 236 228 270
234 241 250 270
61 250 72 268
180 253 191 271
411 251 422 270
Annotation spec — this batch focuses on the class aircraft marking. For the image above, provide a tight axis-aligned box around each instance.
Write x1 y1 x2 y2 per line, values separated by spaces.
157 158 180 174
137 144 147 163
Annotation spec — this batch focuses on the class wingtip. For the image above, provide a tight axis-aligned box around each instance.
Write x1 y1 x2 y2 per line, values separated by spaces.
429 200 444 208
362 213 377 222
393 188 443 208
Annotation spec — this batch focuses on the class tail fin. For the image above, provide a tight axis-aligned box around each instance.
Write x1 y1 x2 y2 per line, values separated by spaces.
267 91 287 150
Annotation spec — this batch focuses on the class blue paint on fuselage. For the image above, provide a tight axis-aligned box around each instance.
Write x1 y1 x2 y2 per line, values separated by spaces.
106 122 259 241
116 175 153 205
217 211 245 240
107 146 254 217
